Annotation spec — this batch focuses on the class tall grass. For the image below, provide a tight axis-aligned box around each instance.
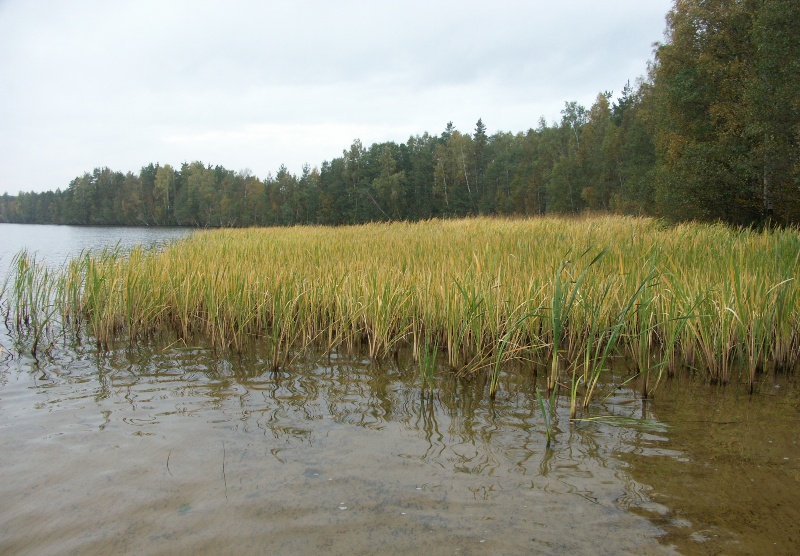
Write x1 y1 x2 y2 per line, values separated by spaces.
5 252 61 358
2 216 798 400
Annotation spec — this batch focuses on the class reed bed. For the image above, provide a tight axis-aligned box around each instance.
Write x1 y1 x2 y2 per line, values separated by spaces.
2 216 798 405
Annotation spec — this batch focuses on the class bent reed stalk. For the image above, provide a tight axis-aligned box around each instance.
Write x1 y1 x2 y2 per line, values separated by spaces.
2 216 798 401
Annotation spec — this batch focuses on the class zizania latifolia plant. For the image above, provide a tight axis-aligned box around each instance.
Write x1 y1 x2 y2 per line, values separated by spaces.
2 216 799 411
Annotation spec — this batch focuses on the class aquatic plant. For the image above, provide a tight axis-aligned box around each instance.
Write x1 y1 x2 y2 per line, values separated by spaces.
489 306 541 399
536 387 558 448
571 274 620 418
6 252 60 358
2 215 798 406
419 336 438 394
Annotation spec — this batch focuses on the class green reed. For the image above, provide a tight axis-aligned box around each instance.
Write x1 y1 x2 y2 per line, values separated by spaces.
536 386 558 448
419 336 438 394
625 263 662 398
489 307 540 399
572 275 617 418
3 252 60 358
548 247 607 392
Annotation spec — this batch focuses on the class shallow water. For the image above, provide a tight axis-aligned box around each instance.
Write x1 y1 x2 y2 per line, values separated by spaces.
622 375 800 555
0 341 682 555
2 339 799 555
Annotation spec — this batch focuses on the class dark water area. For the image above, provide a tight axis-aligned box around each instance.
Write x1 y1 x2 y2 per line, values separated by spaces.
1 224 799 554
622 375 800 555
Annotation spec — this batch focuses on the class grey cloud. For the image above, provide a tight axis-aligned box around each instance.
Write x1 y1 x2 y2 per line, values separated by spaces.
0 0 672 194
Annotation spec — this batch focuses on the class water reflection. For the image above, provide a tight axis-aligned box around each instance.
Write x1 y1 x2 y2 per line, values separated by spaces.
10 342 681 479
0 341 676 555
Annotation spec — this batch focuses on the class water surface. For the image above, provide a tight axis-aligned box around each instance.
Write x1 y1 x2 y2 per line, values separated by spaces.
0 345 676 555
0 223 190 277
622 375 800 555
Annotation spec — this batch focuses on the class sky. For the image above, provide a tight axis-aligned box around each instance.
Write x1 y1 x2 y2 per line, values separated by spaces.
0 0 673 195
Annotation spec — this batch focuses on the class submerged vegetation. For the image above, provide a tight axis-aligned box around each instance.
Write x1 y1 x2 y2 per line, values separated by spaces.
2 216 798 413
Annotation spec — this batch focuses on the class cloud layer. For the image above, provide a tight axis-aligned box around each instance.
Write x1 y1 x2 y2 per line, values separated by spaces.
0 0 672 194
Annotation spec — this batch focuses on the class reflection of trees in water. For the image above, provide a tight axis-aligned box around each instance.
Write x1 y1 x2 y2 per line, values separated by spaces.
20 344 668 487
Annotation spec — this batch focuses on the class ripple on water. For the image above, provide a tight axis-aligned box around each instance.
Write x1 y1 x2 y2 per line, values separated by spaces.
0 343 680 555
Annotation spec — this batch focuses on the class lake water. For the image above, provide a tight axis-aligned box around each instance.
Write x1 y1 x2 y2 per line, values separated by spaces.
0 223 191 277
1 224 798 555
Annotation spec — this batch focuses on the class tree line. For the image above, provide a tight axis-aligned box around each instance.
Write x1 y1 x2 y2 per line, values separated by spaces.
1 0 797 228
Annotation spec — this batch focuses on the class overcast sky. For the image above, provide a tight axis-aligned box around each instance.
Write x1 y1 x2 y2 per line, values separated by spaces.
0 0 673 195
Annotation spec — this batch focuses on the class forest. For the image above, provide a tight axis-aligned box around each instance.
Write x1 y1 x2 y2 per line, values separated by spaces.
1 0 797 228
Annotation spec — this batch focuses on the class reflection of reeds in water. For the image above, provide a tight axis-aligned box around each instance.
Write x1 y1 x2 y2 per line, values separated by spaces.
1 216 798 399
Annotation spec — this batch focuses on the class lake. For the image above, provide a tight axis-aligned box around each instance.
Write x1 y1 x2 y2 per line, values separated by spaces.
0 223 191 276
1 224 798 555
